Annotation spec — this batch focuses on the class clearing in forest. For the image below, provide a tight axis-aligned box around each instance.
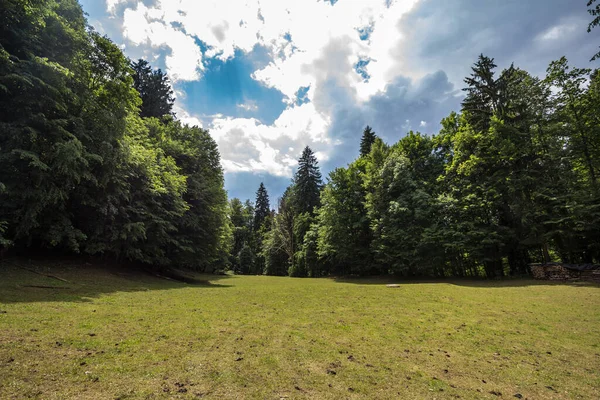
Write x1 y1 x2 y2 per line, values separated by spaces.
0 261 599 399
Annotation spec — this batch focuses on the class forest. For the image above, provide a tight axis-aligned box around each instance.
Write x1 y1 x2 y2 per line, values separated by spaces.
1 0 599 279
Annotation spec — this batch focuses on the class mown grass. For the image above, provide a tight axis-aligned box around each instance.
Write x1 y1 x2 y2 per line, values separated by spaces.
0 260 599 399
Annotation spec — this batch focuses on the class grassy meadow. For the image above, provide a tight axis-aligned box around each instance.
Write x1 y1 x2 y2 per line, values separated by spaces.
0 260 599 399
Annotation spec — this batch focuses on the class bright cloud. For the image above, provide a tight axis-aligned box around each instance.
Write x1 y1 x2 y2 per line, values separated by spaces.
117 0 419 91
237 102 258 112
106 0 126 14
210 102 330 176
112 0 422 177
536 19 580 42
122 3 203 81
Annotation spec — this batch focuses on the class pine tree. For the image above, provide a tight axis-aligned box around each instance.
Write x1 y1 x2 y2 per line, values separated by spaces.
359 125 377 157
254 183 270 231
131 59 175 119
293 146 323 215
461 55 500 132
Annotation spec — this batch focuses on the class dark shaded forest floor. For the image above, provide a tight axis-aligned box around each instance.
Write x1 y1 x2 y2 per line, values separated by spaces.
0 259 599 399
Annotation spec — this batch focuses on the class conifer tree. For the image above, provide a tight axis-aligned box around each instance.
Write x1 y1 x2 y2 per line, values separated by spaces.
293 146 322 215
131 59 175 118
359 125 377 157
254 183 270 231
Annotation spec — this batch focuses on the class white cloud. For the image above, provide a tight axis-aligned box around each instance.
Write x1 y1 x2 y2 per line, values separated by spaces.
536 19 579 42
122 3 203 81
237 101 258 112
115 0 420 89
173 104 203 128
111 0 425 175
106 0 126 14
209 103 329 177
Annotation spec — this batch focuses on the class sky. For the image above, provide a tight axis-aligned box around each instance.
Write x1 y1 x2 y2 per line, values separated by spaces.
81 0 599 203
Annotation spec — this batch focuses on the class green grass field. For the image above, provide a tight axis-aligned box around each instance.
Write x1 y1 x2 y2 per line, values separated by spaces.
1 260 599 399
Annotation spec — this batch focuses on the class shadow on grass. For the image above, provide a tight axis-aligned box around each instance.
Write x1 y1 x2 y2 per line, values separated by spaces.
332 275 600 288
0 257 232 304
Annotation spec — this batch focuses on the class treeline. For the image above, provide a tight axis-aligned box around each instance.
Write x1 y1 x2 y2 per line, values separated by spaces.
0 0 230 270
2 1 599 278
232 56 600 278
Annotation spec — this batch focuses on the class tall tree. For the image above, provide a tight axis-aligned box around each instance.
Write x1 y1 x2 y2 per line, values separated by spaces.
131 59 175 119
293 146 322 215
546 57 598 188
148 118 230 270
262 189 295 275
0 0 101 252
545 58 600 262
461 55 521 131
228 199 255 273
366 133 445 276
359 125 377 157
317 160 374 275
253 183 270 231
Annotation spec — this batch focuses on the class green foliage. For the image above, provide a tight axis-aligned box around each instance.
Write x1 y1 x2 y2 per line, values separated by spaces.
300 223 323 277
144 117 229 270
251 183 271 273
237 243 254 275
261 189 295 275
253 182 270 231
0 0 229 270
359 125 377 157
366 135 443 276
0 179 9 248
256 149 325 276
229 198 248 267
262 226 290 276
0 0 96 252
293 146 322 215
131 59 175 118
317 161 373 275
279 55 599 278
2 0 598 278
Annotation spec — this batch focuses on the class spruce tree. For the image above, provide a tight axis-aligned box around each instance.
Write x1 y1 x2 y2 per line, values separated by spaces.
359 125 377 157
293 146 323 215
254 183 270 231
461 55 499 132
131 59 175 119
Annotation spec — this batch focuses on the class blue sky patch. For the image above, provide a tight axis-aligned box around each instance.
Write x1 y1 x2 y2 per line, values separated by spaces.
354 58 371 82
295 86 311 106
178 46 286 124
357 23 374 41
